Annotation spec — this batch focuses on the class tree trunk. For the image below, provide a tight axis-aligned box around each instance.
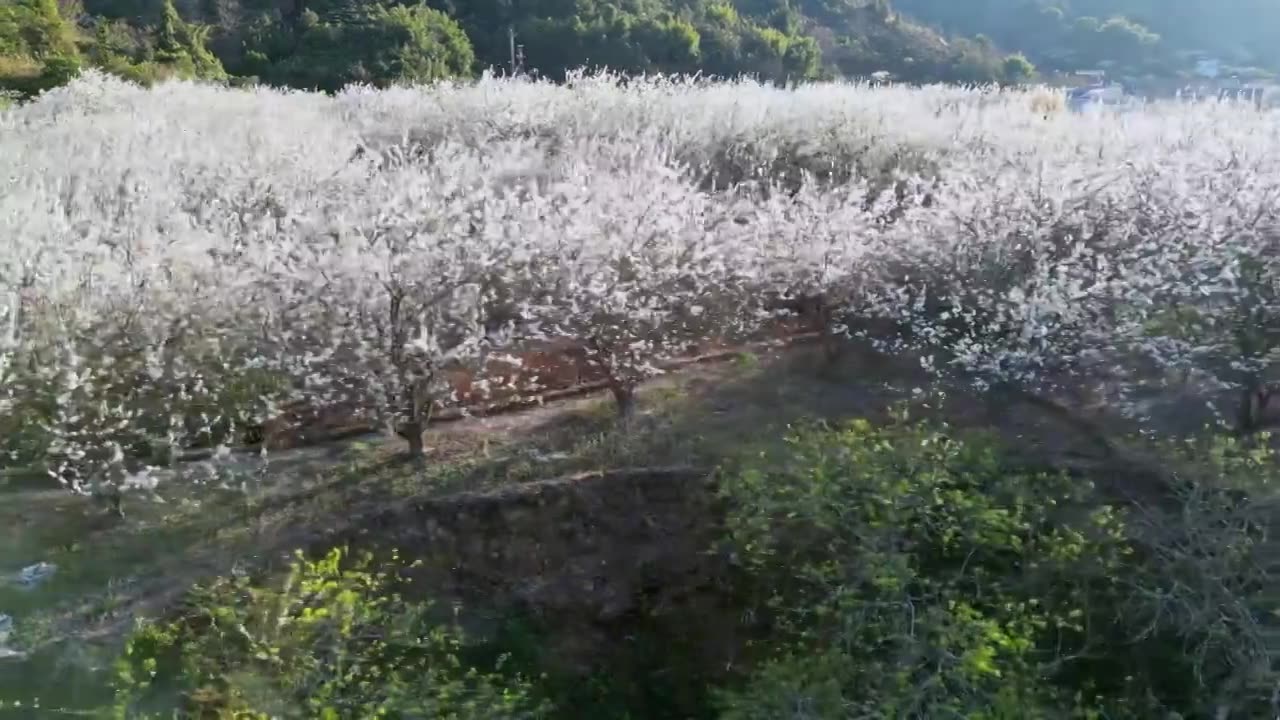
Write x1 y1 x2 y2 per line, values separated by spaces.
396 377 432 462
92 483 125 519
1236 381 1274 440
109 491 125 519
806 296 842 367
399 419 426 461
610 381 638 422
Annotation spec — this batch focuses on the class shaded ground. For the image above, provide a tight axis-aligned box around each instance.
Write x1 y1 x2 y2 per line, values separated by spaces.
0 339 1235 713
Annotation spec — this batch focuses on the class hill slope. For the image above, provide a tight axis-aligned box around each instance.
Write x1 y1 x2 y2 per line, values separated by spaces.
895 0 1280 81
8 0 1273 97
4 0 1023 95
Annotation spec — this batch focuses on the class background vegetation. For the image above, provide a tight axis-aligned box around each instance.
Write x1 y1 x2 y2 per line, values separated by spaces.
897 0 1280 83
8 0 1276 99
93 413 1280 719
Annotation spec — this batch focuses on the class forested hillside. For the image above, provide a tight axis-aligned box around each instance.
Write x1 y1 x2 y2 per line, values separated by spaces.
897 0 1280 81
2 0 1027 96
2 0 1273 101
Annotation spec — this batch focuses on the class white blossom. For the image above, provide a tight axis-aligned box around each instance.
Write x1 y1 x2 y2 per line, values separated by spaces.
4 71 1280 494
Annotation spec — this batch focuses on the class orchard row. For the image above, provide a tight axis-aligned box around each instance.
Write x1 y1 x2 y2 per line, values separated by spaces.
2 71 1279 493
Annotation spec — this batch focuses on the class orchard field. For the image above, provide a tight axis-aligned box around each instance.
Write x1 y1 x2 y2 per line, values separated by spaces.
3 71 1280 717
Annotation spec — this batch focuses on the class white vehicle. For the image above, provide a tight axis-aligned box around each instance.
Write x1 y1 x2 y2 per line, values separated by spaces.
1067 82 1148 113
1067 83 1128 112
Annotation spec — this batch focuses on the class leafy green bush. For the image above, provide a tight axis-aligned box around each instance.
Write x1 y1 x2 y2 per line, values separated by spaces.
112 547 550 719
714 414 1272 718
1000 52 1035 84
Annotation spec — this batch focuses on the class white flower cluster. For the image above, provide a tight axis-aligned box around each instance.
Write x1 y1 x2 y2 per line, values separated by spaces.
3 69 1279 490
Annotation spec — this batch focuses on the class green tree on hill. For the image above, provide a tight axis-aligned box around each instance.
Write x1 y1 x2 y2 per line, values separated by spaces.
0 0 83 96
261 4 475 91
1001 52 1035 83
631 15 702 73
152 0 226 79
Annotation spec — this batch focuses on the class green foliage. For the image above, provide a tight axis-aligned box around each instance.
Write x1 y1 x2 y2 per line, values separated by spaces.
147 0 226 79
3 0 1019 91
14 0 1278 92
497 0 821 83
632 15 703 73
40 403 1280 718
811 6 1007 84
80 18 169 84
1001 52 1035 83
714 413 1275 718
112 547 550 718
261 3 475 91
897 0 1280 78
1 0 222 95
0 0 80 58
716 416 1127 716
0 0 82 96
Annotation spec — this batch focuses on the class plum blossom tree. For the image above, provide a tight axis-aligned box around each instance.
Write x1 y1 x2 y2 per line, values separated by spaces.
1099 158 1280 434
865 161 1127 393
0 74 358 502
260 141 551 458
742 173 906 363
522 142 760 419
0 218 285 512
828 108 1280 439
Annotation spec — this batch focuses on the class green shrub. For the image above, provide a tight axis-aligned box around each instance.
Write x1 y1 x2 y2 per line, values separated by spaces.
1001 53 1036 84
112 547 550 719
0 51 81 96
714 414 1272 718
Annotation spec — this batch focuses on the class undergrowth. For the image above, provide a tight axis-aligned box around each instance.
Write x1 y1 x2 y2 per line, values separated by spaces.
80 410 1280 718
111 548 549 719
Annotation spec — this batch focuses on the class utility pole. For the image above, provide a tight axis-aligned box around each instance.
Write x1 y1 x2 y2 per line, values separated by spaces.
508 26 517 76
506 25 525 76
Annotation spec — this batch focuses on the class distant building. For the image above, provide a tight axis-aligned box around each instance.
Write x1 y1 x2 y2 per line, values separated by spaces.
1071 70 1107 86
